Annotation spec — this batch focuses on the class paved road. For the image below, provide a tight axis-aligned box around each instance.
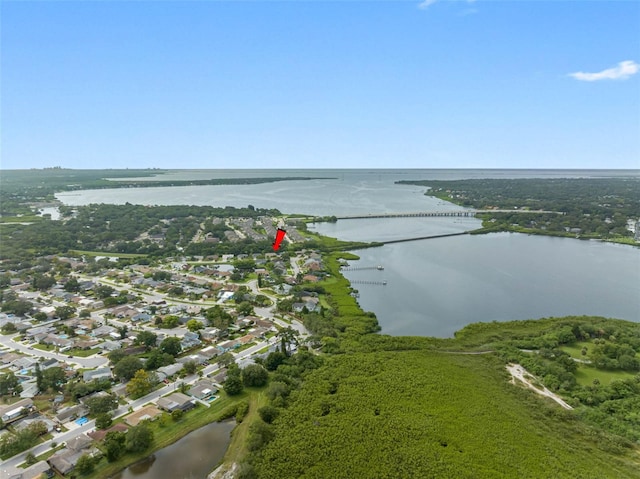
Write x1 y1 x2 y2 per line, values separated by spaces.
290 257 301 277
0 333 108 369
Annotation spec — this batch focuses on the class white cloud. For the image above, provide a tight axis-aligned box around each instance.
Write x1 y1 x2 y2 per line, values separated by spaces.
569 60 639 81
418 0 439 9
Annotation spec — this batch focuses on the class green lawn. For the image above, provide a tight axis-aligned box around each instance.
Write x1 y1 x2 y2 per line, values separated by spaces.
218 388 268 471
560 341 592 359
574 365 638 387
33 343 101 357
33 343 55 352
66 347 101 357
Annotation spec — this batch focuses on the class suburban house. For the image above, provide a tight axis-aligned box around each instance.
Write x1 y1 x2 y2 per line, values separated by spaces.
91 325 116 338
10 357 37 373
199 345 223 359
79 391 111 406
87 422 129 442
177 354 206 365
181 331 201 349
48 433 99 476
156 363 184 380
0 399 34 423
218 339 240 352
19 380 40 398
99 339 122 351
42 334 74 348
124 405 163 426
188 380 218 400
83 367 113 382
40 358 60 370
157 392 196 412
131 312 152 322
13 416 57 434
54 404 89 424
5 460 53 479
200 327 221 341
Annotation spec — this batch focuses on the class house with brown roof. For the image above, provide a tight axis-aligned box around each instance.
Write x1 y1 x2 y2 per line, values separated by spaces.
88 422 129 442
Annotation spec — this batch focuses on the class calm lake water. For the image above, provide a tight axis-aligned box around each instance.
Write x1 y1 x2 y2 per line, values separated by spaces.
111 420 235 479
56 168 640 338
56 168 639 217
315 224 640 337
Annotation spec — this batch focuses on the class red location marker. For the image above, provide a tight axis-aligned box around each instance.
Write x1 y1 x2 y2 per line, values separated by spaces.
272 228 287 251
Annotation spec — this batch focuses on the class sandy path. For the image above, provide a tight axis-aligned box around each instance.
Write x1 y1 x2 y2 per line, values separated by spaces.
506 363 573 410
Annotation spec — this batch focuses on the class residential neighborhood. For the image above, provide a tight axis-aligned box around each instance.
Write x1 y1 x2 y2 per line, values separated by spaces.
0 231 327 478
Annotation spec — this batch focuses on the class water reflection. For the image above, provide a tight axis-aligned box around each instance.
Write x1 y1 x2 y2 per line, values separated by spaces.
112 420 235 479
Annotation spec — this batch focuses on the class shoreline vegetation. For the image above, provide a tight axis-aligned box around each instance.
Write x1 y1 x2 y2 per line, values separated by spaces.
1 170 639 478
395 177 640 247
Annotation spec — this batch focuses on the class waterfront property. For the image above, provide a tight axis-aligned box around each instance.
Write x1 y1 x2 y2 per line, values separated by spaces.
125 405 163 426
157 392 196 413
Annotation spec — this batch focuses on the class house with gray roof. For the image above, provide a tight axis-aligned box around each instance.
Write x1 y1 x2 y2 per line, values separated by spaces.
83 367 113 382
54 404 88 423
177 354 206 365
48 433 99 476
157 392 195 412
5 460 53 479
92 325 116 337
11 356 37 372
157 363 183 379
181 331 201 349
188 380 218 400
99 340 122 351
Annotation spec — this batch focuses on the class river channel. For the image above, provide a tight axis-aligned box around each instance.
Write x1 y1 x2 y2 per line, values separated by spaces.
314 222 640 337
111 420 234 479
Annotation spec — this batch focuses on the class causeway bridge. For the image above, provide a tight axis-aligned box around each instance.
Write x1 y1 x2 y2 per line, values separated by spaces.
335 209 560 220
341 265 385 272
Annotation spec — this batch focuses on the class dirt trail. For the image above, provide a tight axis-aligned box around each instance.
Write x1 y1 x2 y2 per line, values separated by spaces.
506 364 573 410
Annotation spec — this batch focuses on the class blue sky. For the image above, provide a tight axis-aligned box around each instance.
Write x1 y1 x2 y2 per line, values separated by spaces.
2 1 639 169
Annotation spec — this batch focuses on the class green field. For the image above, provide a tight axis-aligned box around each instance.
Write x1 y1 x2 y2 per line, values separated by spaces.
574 365 638 387
253 351 640 479
560 341 593 359
32 344 100 357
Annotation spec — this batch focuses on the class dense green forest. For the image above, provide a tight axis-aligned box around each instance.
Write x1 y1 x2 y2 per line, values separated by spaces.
396 178 640 241
0 203 280 260
241 317 640 479
250 350 638 479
